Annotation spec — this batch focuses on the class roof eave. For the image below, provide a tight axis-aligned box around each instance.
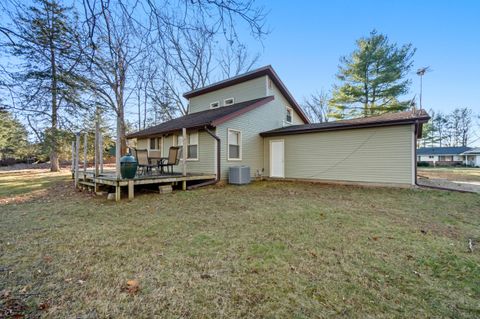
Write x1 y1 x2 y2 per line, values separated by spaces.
260 117 430 137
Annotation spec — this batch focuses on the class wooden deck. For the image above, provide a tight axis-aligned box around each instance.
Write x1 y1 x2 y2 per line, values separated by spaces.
76 169 216 201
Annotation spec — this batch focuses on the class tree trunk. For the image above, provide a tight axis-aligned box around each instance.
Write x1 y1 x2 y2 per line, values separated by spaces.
49 11 60 172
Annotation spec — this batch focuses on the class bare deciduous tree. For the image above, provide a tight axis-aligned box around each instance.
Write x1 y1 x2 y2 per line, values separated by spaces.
303 91 331 123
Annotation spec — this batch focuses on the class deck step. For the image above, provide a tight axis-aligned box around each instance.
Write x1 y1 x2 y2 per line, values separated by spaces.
79 181 95 187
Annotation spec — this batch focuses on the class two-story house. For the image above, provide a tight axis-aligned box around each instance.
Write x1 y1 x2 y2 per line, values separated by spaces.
127 65 430 186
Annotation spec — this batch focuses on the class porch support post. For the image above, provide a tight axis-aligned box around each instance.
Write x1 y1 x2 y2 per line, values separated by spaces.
182 127 187 177
74 133 80 188
83 132 88 176
99 133 104 173
128 180 134 200
71 141 75 179
95 110 100 177
115 182 121 201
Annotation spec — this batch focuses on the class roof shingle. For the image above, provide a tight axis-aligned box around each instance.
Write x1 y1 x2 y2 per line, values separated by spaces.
127 96 274 139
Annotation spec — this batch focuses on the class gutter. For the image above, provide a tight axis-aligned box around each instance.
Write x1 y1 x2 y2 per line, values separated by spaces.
413 120 474 193
187 126 221 189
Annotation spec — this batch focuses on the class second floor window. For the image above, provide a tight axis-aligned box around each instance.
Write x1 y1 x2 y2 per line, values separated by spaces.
224 97 235 105
286 107 293 123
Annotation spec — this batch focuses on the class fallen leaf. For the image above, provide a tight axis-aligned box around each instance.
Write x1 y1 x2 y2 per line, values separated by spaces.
43 255 52 263
371 236 379 241
125 279 140 294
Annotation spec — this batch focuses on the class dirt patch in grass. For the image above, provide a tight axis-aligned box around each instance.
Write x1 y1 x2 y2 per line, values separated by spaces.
0 171 479 318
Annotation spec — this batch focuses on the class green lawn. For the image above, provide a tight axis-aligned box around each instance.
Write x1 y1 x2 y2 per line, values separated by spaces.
1 171 479 318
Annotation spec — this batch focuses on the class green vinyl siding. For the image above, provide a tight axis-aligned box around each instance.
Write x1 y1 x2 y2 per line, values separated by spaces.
188 76 267 113
216 99 287 179
264 125 415 185
267 78 306 125
170 130 216 174
133 130 216 175
136 138 148 150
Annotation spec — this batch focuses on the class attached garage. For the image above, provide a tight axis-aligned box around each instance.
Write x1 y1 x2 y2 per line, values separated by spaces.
261 111 429 186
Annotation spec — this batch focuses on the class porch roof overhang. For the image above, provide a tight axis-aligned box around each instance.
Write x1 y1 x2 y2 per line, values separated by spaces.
126 96 274 139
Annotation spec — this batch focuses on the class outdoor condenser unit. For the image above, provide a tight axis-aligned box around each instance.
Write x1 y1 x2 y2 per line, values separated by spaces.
228 166 251 185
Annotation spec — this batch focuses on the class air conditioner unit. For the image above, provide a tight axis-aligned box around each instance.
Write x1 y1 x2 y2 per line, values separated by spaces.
228 166 251 185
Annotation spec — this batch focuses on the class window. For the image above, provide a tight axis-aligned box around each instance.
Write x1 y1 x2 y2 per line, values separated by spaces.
228 129 241 160
149 138 157 150
210 101 220 108
224 97 235 106
428 155 434 159
285 107 293 123
175 133 198 160
187 132 198 160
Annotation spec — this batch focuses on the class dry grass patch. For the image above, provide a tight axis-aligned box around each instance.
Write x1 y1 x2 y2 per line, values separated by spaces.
0 171 479 318
418 167 480 182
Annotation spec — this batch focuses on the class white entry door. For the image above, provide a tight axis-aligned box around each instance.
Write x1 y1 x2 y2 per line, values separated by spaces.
270 140 284 178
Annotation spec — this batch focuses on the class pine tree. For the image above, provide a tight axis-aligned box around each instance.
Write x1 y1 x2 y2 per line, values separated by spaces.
4 0 87 171
0 109 28 160
329 30 415 119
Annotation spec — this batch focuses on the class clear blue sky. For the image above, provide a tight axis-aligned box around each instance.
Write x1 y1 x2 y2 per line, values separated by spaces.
249 0 480 114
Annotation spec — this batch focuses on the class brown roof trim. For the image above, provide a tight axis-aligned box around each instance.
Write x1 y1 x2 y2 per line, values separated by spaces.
260 117 430 137
183 65 310 124
211 96 275 126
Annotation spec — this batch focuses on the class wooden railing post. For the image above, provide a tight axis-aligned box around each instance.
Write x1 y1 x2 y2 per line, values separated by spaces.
74 133 80 188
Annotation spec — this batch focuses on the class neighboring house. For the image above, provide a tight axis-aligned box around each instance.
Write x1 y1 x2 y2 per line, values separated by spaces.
460 148 480 167
417 146 479 166
127 65 430 186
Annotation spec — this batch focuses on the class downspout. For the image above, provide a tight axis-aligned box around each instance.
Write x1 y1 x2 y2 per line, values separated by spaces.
414 120 472 193
187 126 221 189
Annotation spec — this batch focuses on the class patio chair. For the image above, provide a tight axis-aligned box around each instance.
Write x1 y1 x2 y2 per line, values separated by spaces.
159 146 181 174
136 149 156 175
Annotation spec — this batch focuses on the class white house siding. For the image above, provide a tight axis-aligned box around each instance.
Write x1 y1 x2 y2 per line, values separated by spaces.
263 124 415 185
188 76 267 114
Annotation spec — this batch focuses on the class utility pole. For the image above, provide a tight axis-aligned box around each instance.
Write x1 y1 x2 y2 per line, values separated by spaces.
416 66 430 109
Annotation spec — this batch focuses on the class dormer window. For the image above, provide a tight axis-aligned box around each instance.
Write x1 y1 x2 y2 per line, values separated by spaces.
224 97 235 106
210 101 220 108
285 107 293 123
